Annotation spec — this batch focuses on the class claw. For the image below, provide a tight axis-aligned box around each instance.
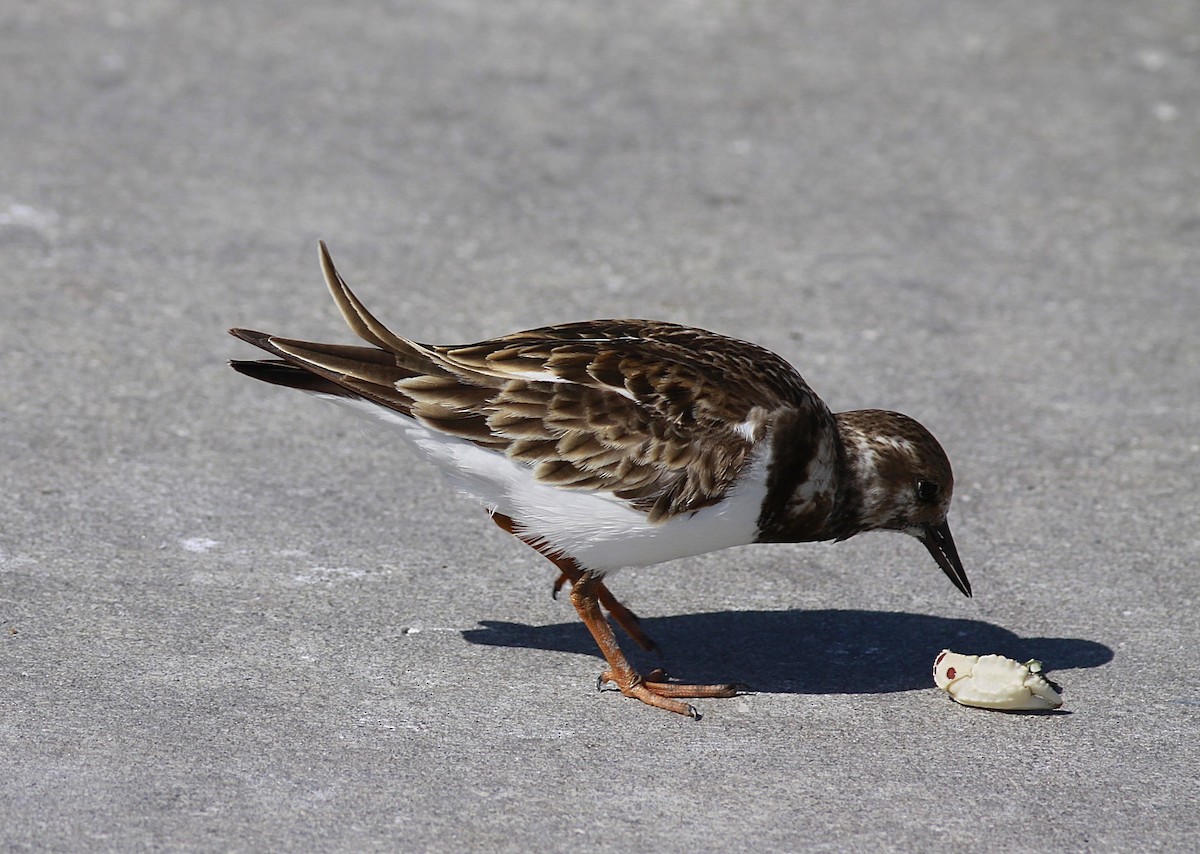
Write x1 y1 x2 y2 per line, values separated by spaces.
490 511 734 716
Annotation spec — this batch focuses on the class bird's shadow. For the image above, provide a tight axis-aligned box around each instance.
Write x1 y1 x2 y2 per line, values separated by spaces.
461 609 1113 694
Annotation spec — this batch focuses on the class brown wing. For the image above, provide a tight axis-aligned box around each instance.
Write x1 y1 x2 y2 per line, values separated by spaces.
230 242 829 522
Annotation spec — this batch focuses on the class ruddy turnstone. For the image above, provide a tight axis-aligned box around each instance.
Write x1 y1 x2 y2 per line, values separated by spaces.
230 242 971 718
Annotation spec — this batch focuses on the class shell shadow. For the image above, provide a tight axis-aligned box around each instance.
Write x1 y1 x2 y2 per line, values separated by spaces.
461 609 1113 694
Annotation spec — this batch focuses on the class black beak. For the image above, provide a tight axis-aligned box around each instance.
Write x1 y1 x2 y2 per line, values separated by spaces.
919 520 971 598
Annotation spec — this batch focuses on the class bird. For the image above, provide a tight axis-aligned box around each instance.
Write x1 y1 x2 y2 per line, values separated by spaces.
229 242 971 718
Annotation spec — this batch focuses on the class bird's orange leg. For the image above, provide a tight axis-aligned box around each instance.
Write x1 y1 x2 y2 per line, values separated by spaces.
489 512 658 653
569 571 744 718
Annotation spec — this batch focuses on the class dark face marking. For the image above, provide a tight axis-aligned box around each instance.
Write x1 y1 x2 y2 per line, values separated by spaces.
755 404 840 543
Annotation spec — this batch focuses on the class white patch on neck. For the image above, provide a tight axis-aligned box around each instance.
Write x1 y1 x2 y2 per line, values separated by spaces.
851 434 880 477
735 419 758 441
850 434 888 525
734 406 771 443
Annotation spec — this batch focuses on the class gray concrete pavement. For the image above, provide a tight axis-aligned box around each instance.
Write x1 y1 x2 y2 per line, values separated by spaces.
3 2 1198 850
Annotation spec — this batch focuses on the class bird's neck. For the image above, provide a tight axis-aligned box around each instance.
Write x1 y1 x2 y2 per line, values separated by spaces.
754 406 851 543
831 410 902 536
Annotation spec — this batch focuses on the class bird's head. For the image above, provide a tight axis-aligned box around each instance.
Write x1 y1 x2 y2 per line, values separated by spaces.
835 409 971 597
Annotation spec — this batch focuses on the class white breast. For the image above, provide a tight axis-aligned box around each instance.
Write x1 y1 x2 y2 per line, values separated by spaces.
317 394 769 573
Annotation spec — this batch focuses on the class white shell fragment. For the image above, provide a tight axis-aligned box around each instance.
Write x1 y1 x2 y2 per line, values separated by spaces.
933 650 1064 711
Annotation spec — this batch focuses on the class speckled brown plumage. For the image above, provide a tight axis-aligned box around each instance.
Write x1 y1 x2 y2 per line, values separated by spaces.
233 258 831 527
230 242 971 718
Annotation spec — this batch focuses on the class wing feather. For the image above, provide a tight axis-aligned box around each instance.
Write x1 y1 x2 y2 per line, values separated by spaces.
231 244 830 522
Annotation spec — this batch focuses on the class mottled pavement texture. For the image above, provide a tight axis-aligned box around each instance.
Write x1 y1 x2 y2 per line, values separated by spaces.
2 2 1198 851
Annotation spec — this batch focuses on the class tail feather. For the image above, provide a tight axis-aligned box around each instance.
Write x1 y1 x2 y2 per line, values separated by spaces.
228 327 419 417
229 359 356 397
231 242 489 419
318 240 434 362
268 336 416 389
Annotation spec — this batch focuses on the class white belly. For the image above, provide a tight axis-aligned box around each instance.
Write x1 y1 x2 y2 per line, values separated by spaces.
320 394 769 572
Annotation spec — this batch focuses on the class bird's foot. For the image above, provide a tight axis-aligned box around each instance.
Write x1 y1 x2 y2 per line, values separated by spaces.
597 667 746 718
490 511 657 653
567 569 740 719
554 571 658 653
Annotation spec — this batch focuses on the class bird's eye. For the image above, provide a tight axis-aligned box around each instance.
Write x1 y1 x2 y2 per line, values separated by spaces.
916 480 940 502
